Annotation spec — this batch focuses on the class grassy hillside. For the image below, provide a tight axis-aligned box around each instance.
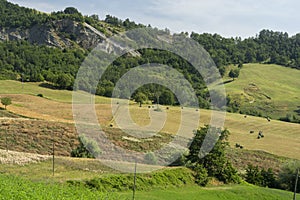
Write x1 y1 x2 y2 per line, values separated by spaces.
0 80 111 103
120 184 299 200
0 79 299 160
0 174 118 200
225 63 300 119
0 172 297 200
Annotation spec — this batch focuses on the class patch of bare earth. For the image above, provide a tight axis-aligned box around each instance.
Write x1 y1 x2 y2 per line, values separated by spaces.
0 149 50 165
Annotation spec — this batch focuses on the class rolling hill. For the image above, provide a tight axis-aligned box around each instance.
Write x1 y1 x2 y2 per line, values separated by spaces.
0 1 299 198
0 78 299 160
225 63 300 119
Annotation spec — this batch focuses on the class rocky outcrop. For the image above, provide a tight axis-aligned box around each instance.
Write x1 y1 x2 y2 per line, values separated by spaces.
0 19 106 49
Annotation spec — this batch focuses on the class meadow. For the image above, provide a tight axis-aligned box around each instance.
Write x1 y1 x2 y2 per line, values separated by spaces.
120 184 299 200
1 74 300 160
224 63 300 119
0 64 299 199
0 173 298 200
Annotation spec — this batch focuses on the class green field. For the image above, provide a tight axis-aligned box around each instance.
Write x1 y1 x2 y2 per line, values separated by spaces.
0 174 118 200
0 173 298 200
224 63 300 119
0 80 112 104
120 185 299 200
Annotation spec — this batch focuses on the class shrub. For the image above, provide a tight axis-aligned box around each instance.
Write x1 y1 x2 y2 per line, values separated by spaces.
71 135 101 158
278 161 300 192
144 152 157 165
193 164 209 186
68 167 195 192
245 165 277 188
1 97 12 109
245 165 264 186
219 162 241 184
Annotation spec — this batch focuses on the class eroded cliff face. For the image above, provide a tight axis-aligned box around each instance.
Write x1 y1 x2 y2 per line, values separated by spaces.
0 19 106 49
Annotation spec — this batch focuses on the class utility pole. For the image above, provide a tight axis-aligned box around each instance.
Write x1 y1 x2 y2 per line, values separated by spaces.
5 127 8 152
132 160 137 200
52 131 55 176
294 168 299 200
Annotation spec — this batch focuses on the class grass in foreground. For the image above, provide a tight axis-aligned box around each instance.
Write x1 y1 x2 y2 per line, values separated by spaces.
0 174 118 200
0 157 117 182
0 172 298 200
120 184 299 200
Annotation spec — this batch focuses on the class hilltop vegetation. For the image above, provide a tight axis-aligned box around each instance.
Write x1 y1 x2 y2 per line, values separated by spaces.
0 0 299 121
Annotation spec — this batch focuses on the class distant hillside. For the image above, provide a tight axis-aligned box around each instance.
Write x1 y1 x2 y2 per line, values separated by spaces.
0 0 299 120
225 64 300 120
0 0 116 49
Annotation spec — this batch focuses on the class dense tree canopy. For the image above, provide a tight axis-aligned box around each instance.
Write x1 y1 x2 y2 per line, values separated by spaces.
191 30 300 69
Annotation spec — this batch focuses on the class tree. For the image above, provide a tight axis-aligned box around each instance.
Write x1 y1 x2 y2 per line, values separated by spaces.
133 92 147 107
64 7 81 15
160 90 175 105
229 69 240 80
1 97 12 110
186 125 240 184
279 161 300 192
55 73 74 89
245 165 264 186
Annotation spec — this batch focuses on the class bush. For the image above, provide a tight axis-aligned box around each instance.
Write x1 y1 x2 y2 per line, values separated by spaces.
71 135 101 158
144 152 157 165
1 97 12 109
193 164 209 186
278 161 300 192
219 162 241 184
37 94 43 97
245 165 277 188
68 167 195 192
245 165 263 186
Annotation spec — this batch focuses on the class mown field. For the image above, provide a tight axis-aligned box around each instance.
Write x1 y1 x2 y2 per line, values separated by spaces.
0 72 299 199
0 77 300 160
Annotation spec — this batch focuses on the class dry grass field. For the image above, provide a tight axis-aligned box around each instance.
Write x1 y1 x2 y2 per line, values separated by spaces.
0 79 299 161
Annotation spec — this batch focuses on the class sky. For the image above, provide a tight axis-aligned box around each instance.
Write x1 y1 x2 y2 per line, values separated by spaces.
8 0 300 38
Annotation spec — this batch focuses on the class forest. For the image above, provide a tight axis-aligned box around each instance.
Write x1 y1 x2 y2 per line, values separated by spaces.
0 0 299 114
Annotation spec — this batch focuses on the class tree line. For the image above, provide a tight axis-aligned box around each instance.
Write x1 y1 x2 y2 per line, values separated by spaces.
191 29 300 70
1 0 300 115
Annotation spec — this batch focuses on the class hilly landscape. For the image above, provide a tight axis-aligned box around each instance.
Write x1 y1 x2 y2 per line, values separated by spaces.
0 0 299 199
